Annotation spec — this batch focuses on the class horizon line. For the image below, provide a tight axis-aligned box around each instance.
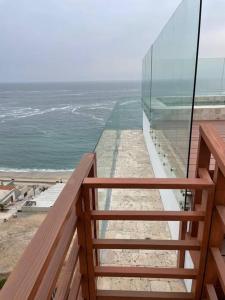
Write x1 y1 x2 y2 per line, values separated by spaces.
0 79 141 84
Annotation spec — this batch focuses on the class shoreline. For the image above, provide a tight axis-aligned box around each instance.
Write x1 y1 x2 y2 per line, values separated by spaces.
0 171 72 184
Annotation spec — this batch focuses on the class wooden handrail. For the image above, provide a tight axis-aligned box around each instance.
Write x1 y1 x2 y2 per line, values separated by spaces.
200 123 225 177
83 177 214 190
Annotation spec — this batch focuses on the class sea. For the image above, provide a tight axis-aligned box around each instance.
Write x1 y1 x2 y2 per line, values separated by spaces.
0 81 142 171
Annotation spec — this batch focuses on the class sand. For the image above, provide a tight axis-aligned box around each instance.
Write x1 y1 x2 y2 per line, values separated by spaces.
0 171 72 276
0 212 46 276
0 171 72 183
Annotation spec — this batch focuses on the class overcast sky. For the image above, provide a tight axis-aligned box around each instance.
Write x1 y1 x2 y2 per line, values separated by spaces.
0 0 224 82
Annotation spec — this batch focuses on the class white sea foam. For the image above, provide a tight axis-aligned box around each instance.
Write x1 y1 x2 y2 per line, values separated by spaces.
119 100 139 106
0 101 115 124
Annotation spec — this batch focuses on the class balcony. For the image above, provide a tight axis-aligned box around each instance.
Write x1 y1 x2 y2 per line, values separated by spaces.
0 123 225 299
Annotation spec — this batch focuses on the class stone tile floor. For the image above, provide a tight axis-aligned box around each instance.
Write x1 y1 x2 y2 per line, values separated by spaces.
97 130 186 292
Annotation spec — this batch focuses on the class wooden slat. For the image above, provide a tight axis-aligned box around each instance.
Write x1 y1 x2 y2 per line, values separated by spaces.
76 197 89 299
202 166 225 297
77 287 84 300
91 210 205 221
216 205 225 232
83 177 214 190
205 284 218 300
90 156 100 266
198 168 213 184
35 213 78 299
0 153 95 300
55 236 79 300
83 186 96 299
194 187 215 299
95 266 197 279
97 290 195 300
67 267 81 300
178 221 187 268
92 239 201 251
210 247 225 294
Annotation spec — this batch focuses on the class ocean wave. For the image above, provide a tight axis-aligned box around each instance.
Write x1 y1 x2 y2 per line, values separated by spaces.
0 101 115 124
71 110 105 124
0 106 73 120
119 100 139 106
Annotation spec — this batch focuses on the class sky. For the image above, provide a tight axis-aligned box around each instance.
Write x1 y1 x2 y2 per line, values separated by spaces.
0 0 224 82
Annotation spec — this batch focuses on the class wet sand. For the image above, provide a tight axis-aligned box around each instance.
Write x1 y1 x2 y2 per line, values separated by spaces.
0 171 72 183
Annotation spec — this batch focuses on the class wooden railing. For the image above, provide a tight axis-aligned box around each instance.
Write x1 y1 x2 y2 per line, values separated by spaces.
0 153 97 300
191 123 225 299
83 173 214 300
0 123 225 300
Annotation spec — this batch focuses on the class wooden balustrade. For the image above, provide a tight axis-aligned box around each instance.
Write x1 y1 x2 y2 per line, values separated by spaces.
82 170 214 300
0 123 225 300
0 153 97 300
192 123 225 299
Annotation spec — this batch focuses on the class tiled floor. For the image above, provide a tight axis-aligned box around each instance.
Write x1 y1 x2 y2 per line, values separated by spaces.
97 130 186 292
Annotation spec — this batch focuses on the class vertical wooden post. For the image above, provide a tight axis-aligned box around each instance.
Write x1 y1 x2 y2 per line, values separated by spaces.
194 188 214 300
178 221 187 268
195 136 211 173
76 197 90 300
191 135 211 237
202 166 225 298
83 186 97 300
90 154 99 266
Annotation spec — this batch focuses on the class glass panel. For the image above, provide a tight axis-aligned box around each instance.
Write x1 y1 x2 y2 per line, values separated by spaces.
196 58 225 98
142 47 152 120
142 0 201 181
95 87 142 180
193 59 225 162
94 84 142 237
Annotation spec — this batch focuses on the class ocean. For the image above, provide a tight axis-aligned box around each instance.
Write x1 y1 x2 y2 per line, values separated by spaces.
0 81 142 171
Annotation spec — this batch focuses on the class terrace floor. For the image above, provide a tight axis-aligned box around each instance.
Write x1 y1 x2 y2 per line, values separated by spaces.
97 130 186 292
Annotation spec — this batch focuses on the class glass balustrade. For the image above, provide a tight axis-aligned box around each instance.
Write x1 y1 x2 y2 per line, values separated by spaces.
142 0 202 182
94 84 142 237
195 58 225 107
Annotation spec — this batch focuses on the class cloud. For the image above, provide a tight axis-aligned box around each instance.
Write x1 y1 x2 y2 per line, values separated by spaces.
0 0 224 82
199 0 225 57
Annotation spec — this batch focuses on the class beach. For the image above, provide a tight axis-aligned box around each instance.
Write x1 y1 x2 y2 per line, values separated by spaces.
0 171 72 277
0 171 72 183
